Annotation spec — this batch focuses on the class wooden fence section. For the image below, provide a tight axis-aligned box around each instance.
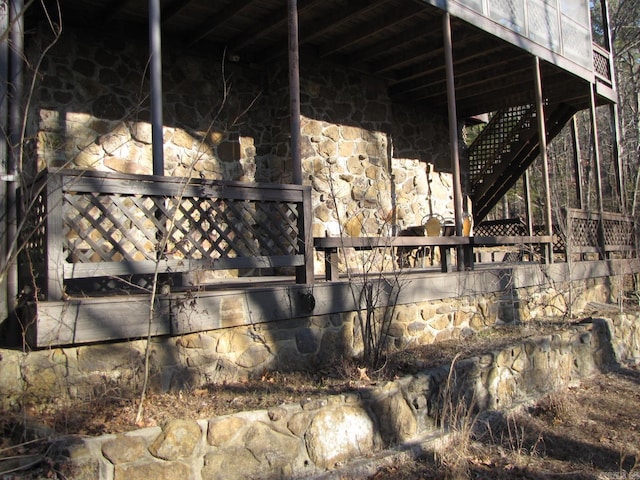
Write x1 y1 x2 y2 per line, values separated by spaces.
566 208 636 258
476 210 636 262
20 170 313 301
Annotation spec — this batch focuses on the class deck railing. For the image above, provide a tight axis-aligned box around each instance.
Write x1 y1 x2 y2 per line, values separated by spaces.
20 169 313 300
475 210 636 263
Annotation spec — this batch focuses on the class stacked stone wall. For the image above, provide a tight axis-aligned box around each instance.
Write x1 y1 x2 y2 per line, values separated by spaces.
30 26 457 265
0 277 613 409
48 313 640 480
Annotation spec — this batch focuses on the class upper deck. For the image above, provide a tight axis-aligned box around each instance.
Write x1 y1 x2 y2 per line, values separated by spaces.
429 0 595 83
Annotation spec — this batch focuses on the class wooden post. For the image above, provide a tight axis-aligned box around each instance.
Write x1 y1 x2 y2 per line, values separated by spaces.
7 0 23 310
523 170 533 236
149 0 164 176
296 187 314 284
0 1 9 320
571 116 584 209
443 13 466 269
610 104 625 212
288 0 302 186
533 57 553 263
589 84 606 258
46 173 65 301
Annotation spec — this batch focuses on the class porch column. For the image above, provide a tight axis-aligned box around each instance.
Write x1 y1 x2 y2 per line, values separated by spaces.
589 85 604 214
4 0 24 319
288 0 302 186
570 116 584 209
0 1 8 321
533 57 553 263
443 13 467 269
149 0 164 176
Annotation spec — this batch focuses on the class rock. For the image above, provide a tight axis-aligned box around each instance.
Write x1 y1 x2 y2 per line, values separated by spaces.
102 436 147 464
201 447 260 480
304 406 376 469
114 460 191 480
149 419 202 460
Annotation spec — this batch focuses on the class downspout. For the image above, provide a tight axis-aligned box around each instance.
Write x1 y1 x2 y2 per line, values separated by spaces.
149 0 164 176
443 13 465 268
288 0 302 185
533 56 553 263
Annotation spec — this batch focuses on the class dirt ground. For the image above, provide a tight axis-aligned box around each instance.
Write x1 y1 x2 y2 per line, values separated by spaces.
1 317 640 479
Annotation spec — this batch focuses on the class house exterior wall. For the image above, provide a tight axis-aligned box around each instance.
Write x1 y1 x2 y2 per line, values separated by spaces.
29 25 455 249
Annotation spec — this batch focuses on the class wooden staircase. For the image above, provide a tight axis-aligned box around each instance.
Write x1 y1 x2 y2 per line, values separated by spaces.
468 102 577 222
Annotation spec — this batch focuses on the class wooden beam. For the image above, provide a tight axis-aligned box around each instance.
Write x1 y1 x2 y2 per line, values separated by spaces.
187 0 256 47
229 0 325 52
319 3 426 58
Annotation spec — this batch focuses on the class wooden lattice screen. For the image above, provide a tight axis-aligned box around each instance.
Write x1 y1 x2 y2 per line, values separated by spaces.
565 208 636 258
20 170 313 300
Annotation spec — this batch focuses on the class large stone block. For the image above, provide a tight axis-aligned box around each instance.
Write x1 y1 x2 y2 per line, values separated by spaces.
304 405 376 469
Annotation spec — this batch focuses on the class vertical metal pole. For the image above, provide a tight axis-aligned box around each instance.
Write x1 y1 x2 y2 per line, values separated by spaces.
610 104 625 212
523 170 533 235
0 1 9 322
533 57 553 263
589 85 604 214
288 0 302 185
6 0 23 316
571 116 584 209
149 0 164 176
443 13 466 269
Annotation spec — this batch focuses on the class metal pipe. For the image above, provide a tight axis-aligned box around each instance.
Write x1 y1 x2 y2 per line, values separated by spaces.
533 56 553 262
288 0 302 185
149 0 164 176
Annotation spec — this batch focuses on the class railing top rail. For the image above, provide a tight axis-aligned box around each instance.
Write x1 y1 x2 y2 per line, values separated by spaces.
38 169 309 202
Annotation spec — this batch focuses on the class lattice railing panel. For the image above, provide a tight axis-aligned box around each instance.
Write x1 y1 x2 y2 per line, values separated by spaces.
62 194 304 265
602 215 635 250
20 170 312 299
569 217 599 248
475 218 527 237
593 47 612 82
468 104 534 187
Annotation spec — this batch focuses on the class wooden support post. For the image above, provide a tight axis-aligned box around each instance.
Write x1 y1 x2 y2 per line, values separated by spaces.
7 0 23 311
610 103 625 212
46 174 65 301
523 170 533 236
149 0 164 176
589 84 606 258
288 0 302 186
533 57 553 263
0 1 9 321
571 116 584 209
296 187 314 284
443 13 467 270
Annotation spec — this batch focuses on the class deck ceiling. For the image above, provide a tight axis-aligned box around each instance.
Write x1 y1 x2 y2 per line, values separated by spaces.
54 0 592 118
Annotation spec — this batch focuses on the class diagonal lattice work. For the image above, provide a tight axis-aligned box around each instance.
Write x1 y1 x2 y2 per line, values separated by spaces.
20 170 312 299
474 218 527 237
468 104 535 188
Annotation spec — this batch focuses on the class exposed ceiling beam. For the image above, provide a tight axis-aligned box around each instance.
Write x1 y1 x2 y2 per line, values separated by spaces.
161 0 195 24
98 0 132 25
228 0 326 52
348 20 440 66
187 0 256 47
319 3 427 58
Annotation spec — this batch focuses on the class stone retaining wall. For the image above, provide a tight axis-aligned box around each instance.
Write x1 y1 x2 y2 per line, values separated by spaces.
0 277 612 408
54 312 640 480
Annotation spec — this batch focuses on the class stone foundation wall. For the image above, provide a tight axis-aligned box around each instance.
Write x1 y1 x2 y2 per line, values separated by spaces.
0 277 613 409
52 312 640 480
